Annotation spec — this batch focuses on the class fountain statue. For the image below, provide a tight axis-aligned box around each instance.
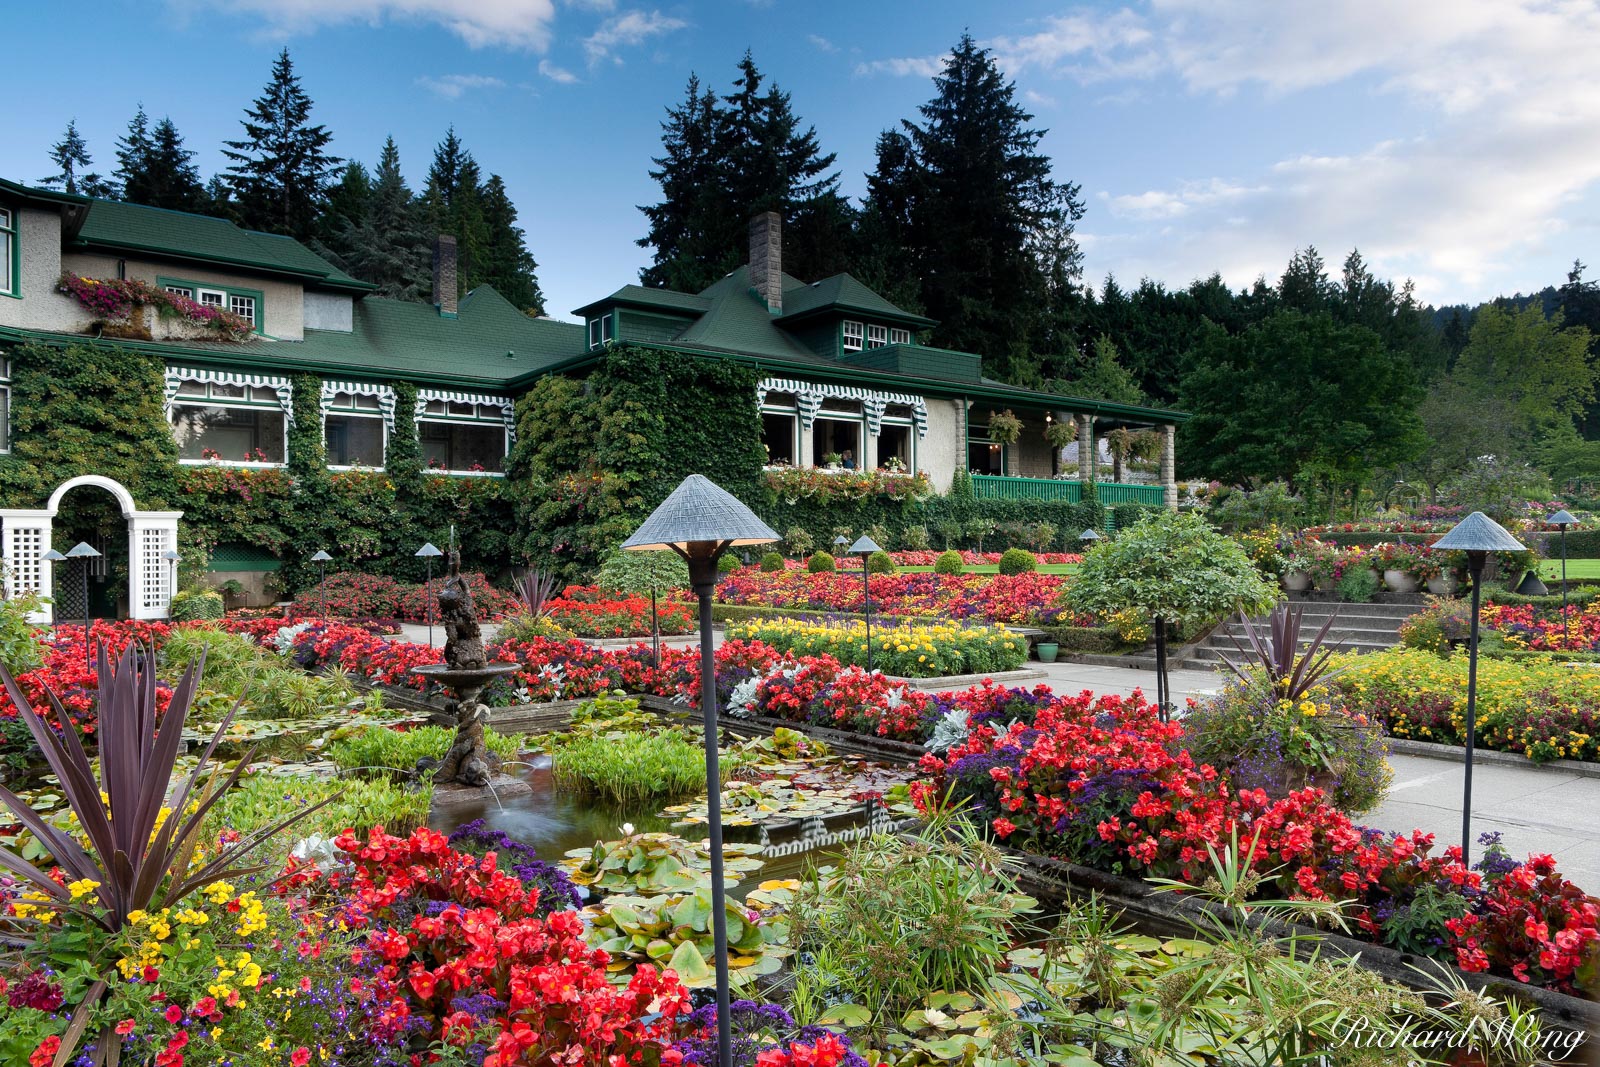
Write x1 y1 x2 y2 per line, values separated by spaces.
410 550 520 787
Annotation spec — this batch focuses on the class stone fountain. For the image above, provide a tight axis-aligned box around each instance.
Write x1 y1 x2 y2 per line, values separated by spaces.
410 551 521 790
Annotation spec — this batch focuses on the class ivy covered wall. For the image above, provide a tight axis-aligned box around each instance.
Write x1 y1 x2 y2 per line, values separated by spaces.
0 340 515 595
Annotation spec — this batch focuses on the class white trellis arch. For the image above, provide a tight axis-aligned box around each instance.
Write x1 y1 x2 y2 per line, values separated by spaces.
1 475 183 623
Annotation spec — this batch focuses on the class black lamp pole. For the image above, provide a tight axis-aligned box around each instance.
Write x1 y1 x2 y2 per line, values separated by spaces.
416 543 443 646
1549 510 1577 647
66 542 101 671
1434 511 1527 863
623 474 779 1067
849 535 884 672
311 550 332 617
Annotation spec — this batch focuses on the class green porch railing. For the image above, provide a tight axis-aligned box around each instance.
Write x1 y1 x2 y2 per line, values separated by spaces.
970 476 1166 508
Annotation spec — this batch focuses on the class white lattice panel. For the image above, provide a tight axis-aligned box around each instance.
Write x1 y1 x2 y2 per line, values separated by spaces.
140 527 169 612
6 526 44 594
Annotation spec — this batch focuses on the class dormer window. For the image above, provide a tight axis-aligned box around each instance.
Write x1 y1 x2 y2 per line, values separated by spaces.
588 312 614 350
890 327 910 345
867 324 888 348
159 277 263 333
842 320 864 352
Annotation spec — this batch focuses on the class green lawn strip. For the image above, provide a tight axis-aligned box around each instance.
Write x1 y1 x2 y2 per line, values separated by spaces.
892 563 1079 575
1538 558 1600 580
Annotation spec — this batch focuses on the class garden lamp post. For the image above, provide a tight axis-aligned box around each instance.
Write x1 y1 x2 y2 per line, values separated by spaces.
833 534 850 563
849 534 884 673
161 550 180 618
416 542 444 646
42 549 66 625
1434 512 1527 863
311 550 332 618
1078 528 1100 549
66 542 101 670
623 474 778 1067
1549 510 1578 646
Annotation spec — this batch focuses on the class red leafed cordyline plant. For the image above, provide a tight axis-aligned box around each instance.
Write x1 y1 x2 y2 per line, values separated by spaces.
0 643 335 1065
1221 603 1343 701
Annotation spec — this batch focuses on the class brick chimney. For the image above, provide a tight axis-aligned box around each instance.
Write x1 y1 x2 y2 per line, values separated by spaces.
432 235 459 318
749 211 781 313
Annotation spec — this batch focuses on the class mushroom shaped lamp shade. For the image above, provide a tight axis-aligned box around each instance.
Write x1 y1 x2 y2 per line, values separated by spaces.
415 542 444 558
622 474 779 587
848 535 884 555
310 550 333 562
1433 511 1527 562
1548 509 1578 528
66 542 101 560
833 535 850 548
1079 528 1101 542
42 549 67 563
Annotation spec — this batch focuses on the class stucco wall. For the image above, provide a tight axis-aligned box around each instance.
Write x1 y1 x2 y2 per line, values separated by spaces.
0 206 70 331
919 397 964 492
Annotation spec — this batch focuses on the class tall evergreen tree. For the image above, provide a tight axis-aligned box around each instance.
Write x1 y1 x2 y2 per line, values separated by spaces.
117 110 206 212
479 174 544 314
638 56 850 292
322 162 371 240
41 119 117 197
329 137 430 301
866 34 1084 385
223 48 341 239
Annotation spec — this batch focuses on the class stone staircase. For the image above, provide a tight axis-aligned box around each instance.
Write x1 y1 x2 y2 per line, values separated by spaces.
1182 599 1416 670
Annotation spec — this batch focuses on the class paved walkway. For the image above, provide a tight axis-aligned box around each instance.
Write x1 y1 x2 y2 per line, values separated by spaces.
398 623 1594 883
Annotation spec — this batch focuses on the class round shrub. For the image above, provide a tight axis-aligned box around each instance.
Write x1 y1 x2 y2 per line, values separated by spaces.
718 552 742 574
807 551 836 574
867 550 895 575
933 550 964 575
169 589 225 620
759 551 786 573
997 548 1038 575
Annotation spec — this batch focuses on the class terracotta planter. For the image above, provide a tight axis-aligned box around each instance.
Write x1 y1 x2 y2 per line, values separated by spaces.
1383 569 1418 593
1282 571 1311 592
1427 575 1458 596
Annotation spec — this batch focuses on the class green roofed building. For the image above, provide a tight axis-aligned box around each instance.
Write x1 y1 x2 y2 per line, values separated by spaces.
0 179 1183 619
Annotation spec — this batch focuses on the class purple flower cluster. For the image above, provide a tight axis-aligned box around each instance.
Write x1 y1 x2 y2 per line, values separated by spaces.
446 818 583 914
671 1000 868 1067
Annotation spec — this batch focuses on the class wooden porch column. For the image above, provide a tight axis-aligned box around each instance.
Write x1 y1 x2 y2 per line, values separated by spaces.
1161 423 1178 510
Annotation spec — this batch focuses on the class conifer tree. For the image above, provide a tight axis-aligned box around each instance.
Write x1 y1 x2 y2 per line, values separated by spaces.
329 137 430 301
638 74 727 291
41 119 117 197
117 111 207 212
223 48 341 239
866 34 1083 383
479 174 544 314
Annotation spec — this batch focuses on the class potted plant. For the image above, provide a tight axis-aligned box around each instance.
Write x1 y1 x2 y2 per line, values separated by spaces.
1377 543 1419 594
823 451 842 470
1281 553 1313 593
1043 418 1077 449
1034 639 1060 663
988 409 1023 446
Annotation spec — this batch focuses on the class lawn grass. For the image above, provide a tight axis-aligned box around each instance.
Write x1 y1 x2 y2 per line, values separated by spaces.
1539 558 1600 580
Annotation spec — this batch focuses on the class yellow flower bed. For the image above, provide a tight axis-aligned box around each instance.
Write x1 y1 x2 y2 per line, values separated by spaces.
725 616 1027 677
1327 648 1599 763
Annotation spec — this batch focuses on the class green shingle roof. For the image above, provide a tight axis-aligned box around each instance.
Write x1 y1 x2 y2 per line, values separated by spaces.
674 268 824 361
69 198 372 292
572 284 710 318
777 272 935 327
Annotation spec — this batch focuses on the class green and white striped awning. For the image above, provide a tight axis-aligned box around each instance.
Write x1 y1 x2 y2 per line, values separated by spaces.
757 377 928 437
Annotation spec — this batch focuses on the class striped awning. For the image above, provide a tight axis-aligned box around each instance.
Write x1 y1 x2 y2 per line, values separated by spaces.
757 377 928 437
321 379 397 430
415 388 517 445
164 365 294 422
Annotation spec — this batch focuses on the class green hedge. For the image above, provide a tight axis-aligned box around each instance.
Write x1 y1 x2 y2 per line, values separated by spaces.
1043 625 1123 653
1533 530 1600 558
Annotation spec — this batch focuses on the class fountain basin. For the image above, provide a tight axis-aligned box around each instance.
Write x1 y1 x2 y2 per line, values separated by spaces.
410 662 522 691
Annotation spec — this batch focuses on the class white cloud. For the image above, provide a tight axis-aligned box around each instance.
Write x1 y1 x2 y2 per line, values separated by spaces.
1057 0 1600 302
807 34 837 54
220 0 557 50
582 9 686 64
1022 88 1057 109
854 55 943 78
415 73 507 98
538 58 579 83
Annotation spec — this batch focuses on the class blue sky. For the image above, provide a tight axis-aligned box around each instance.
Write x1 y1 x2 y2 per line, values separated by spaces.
6 1 1598 321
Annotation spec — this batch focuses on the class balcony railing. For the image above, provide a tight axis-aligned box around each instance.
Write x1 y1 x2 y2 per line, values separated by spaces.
972 475 1165 508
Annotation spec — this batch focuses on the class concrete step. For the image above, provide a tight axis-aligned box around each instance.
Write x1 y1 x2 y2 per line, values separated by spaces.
1264 601 1420 619
1215 624 1403 642
1186 640 1394 664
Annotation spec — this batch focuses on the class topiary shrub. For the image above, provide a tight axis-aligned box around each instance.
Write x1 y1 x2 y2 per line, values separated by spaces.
759 551 786 573
807 551 836 573
169 589 225 621
933 550 964 575
718 552 742 574
867 550 895 575
997 548 1037 575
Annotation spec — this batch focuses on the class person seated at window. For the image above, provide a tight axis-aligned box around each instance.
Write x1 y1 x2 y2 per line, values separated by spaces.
840 449 856 470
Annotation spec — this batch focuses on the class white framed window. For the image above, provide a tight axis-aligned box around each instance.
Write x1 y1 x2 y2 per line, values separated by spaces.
0 357 11 453
867 324 888 348
164 284 194 300
878 406 915 474
324 390 386 468
588 313 614 350
890 327 911 345
416 393 511 474
198 289 225 309
228 294 257 327
760 392 799 467
842 320 864 352
169 377 288 464
1 208 17 297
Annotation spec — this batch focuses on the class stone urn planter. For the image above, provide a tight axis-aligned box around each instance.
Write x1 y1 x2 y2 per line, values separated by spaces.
1383 569 1418 593
1427 575 1459 596
1282 571 1311 593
